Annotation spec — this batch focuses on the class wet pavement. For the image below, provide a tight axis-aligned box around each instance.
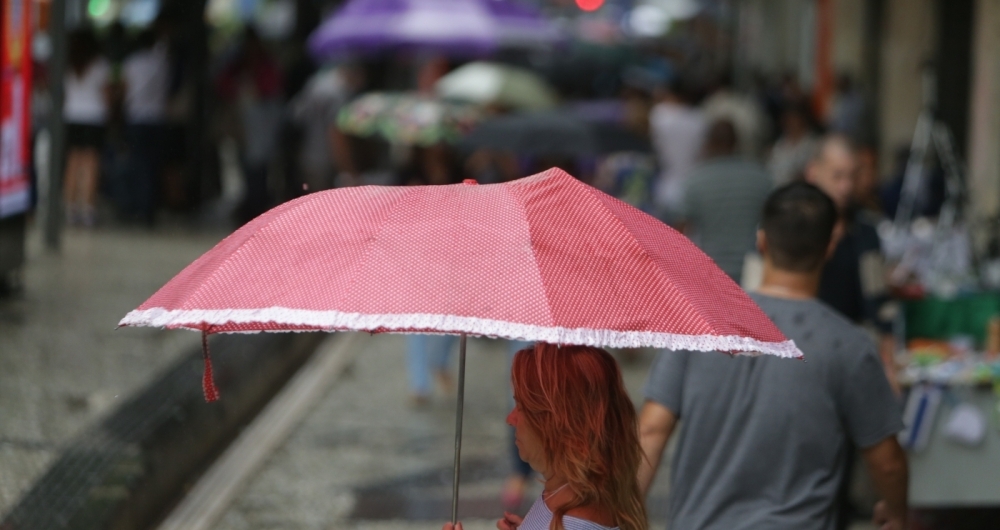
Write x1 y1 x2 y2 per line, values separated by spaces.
0 223 226 516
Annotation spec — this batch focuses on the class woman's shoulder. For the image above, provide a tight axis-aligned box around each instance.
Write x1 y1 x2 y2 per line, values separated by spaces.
564 505 618 530
520 496 618 530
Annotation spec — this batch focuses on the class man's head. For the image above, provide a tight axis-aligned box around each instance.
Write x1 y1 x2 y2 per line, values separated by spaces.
758 182 839 273
805 134 858 210
702 119 738 159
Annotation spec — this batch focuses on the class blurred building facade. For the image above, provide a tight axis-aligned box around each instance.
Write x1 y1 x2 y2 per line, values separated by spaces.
734 0 1000 223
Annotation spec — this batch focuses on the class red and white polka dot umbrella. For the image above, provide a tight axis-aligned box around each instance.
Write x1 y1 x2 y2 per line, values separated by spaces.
121 168 799 356
123 166 801 367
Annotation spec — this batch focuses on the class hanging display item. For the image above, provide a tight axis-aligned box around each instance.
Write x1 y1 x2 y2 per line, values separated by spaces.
0 0 32 218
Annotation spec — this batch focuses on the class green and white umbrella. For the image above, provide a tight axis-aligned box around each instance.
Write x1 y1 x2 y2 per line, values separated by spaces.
337 92 483 146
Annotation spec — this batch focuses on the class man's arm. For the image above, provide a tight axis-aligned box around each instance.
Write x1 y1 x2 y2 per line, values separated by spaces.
637 401 678 496
878 334 901 396
862 436 909 530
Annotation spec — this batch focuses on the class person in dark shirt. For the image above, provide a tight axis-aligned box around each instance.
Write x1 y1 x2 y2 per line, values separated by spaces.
805 134 898 394
805 135 900 530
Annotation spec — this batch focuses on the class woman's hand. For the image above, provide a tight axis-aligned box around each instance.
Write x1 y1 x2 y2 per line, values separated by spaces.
443 522 463 530
497 511 524 530
872 500 906 530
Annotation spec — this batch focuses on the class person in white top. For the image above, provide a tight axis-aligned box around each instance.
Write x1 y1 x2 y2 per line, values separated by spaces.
118 26 170 225
767 103 819 187
648 78 706 220
701 74 770 161
63 28 110 226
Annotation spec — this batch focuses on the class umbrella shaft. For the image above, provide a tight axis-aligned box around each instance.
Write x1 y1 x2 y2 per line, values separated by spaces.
451 333 467 525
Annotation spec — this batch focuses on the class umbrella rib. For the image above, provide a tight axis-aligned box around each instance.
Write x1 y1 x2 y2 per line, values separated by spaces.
331 185 428 314
503 184 560 332
572 179 718 336
166 195 316 331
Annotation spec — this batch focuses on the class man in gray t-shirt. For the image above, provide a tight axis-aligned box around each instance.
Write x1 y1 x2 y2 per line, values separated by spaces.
638 183 908 530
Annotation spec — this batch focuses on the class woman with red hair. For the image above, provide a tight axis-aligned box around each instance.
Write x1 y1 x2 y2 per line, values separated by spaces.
446 343 647 530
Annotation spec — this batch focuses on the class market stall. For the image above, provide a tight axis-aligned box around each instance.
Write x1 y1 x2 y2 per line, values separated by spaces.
898 294 1000 506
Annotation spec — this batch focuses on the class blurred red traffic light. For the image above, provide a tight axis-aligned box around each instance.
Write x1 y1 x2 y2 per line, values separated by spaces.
576 0 604 12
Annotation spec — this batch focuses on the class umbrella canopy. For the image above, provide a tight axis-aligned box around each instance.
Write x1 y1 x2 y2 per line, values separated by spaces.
461 110 651 156
436 62 558 111
337 92 483 146
308 0 562 59
121 168 798 358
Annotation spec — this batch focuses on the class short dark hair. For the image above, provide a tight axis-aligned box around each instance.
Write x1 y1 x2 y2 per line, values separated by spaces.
703 119 738 158
761 182 838 272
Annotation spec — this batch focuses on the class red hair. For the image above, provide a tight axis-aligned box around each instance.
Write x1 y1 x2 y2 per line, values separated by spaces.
511 344 647 530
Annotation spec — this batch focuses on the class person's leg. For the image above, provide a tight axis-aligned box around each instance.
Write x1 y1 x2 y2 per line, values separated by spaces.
429 334 457 393
406 334 433 401
78 148 100 226
239 159 269 224
120 124 146 222
63 149 82 223
134 125 164 226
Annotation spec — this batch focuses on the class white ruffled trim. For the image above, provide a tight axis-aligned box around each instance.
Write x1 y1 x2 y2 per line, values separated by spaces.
121 307 803 358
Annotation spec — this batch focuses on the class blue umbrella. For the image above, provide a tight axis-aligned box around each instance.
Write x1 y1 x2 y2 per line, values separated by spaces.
308 0 563 59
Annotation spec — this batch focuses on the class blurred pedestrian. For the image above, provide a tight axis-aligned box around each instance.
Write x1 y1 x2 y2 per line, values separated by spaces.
804 135 898 394
215 27 285 224
829 74 866 142
767 102 819 186
289 64 364 193
804 135 901 528
678 119 772 282
445 343 647 530
639 182 908 530
405 334 456 406
463 148 520 184
854 144 883 216
62 27 111 227
649 77 706 220
118 25 170 225
702 73 770 161
400 144 459 186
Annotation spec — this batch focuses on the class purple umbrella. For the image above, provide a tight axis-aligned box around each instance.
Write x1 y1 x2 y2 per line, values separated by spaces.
308 0 563 59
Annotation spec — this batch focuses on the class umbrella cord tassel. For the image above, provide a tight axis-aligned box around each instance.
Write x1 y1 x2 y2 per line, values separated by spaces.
202 330 220 402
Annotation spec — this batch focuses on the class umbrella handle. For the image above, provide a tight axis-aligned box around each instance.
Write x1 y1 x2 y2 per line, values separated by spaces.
451 333 467 525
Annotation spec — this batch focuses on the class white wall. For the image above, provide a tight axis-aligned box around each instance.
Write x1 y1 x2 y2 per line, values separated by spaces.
878 0 937 174
967 0 1000 220
833 0 865 78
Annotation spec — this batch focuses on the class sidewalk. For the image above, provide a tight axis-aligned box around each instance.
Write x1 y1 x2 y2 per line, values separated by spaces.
0 222 227 515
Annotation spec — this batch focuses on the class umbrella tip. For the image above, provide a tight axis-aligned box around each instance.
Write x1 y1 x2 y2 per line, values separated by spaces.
463 179 478 185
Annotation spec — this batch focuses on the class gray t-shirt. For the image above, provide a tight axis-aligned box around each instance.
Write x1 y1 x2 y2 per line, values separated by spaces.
643 293 903 530
679 157 772 281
